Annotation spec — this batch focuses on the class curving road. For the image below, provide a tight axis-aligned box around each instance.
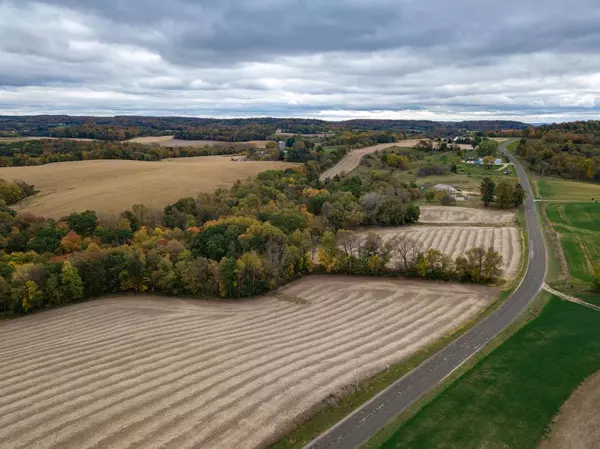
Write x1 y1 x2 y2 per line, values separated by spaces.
305 139 547 449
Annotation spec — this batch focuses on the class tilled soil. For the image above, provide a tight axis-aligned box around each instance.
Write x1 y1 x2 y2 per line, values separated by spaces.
0 276 495 449
356 225 522 279
419 206 517 225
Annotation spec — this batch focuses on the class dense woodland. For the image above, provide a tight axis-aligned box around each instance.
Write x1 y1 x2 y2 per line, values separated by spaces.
516 137 600 181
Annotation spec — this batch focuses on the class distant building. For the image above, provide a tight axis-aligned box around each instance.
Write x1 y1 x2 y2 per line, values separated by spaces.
278 141 285 151
434 184 458 196
495 158 503 166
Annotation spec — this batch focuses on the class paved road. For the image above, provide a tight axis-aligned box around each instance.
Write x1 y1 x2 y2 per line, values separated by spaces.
305 139 547 449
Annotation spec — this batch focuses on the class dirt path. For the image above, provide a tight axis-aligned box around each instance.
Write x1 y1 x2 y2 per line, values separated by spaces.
320 140 422 180
0 276 495 449
543 285 600 312
538 371 600 449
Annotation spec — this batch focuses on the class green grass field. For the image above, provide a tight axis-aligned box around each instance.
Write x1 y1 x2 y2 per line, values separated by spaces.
536 177 600 201
545 202 600 283
369 296 600 449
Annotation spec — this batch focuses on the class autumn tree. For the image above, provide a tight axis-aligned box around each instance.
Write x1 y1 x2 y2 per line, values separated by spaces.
60 231 83 253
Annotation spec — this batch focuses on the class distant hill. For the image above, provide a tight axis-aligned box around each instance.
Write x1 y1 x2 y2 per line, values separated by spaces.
0 115 530 141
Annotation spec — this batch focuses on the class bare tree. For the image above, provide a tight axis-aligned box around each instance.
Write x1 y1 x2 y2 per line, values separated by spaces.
266 239 288 289
393 235 422 272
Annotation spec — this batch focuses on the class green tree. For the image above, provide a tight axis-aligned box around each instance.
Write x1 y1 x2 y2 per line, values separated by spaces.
60 261 84 302
483 248 504 282
477 139 499 157
67 210 98 237
495 180 514 209
512 183 526 207
27 227 67 254
480 177 495 207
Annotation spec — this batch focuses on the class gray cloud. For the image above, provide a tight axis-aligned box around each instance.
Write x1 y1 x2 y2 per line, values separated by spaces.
1 0 600 121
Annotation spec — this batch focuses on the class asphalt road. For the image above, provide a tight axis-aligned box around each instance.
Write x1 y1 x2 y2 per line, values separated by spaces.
304 139 547 449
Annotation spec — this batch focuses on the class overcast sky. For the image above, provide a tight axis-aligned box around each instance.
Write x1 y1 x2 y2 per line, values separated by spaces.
1 0 600 122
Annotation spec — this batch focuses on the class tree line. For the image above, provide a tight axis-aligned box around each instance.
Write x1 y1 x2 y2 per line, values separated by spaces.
319 230 503 283
0 140 257 167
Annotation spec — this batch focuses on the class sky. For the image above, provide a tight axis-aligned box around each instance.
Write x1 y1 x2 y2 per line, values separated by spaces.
1 0 600 122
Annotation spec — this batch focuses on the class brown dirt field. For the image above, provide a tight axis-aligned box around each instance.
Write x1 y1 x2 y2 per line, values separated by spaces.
0 275 495 449
419 206 517 225
356 225 522 279
127 136 269 148
538 371 600 449
0 157 296 218
320 139 424 180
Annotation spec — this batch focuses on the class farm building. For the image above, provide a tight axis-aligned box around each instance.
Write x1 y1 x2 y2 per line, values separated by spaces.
434 184 458 196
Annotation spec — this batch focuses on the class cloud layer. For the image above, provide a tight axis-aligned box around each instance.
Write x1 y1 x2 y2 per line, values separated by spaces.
1 0 600 121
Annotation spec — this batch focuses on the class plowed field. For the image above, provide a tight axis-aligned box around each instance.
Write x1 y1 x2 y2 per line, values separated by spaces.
358 226 522 279
419 206 517 225
0 276 495 449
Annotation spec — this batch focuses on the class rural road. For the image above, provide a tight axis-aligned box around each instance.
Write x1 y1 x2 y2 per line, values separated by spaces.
305 139 548 449
319 140 423 181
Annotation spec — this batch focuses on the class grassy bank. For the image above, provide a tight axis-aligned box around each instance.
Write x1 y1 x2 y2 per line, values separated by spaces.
369 296 600 449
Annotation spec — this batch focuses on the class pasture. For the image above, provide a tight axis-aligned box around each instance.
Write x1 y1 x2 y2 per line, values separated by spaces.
367 296 600 449
357 225 522 279
536 177 600 201
127 136 269 148
0 276 496 449
0 157 296 218
545 202 600 284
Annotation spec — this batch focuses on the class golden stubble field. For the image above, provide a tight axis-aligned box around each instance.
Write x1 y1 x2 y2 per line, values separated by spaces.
0 157 296 218
127 136 269 148
0 276 496 449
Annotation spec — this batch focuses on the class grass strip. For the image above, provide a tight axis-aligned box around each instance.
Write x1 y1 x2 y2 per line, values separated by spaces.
369 295 600 449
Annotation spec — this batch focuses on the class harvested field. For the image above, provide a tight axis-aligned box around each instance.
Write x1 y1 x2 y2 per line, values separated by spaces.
0 157 296 218
357 226 522 279
127 136 269 148
538 370 600 449
419 206 517 225
0 276 496 449
320 139 423 180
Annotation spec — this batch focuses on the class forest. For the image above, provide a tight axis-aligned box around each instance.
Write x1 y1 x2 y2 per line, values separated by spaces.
516 137 600 181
